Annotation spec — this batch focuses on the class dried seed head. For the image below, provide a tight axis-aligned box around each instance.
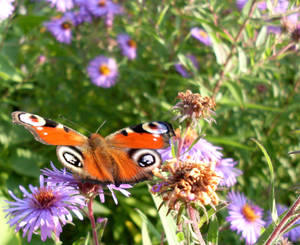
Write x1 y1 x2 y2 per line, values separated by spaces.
173 90 216 124
152 159 221 211
291 24 300 42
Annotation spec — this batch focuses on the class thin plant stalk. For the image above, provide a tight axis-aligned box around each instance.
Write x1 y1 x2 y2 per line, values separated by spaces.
266 195 300 245
87 198 99 245
188 204 206 245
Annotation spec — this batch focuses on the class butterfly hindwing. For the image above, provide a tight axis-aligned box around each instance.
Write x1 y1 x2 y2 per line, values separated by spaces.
107 148 162 184
12 111 87 146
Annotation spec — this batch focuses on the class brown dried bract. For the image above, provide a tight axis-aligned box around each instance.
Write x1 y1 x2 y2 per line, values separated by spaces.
173 90 216 124
152 159 221 211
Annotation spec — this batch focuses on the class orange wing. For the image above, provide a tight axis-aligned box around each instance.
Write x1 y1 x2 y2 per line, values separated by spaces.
12 111 87 146
106 121 175 149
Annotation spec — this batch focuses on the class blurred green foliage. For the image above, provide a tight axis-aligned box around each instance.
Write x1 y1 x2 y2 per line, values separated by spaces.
0 0 299 244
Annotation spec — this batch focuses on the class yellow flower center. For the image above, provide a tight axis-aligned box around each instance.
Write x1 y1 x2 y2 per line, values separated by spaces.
98 0 106 7
127 39 137 48
242 204 259 222
61 21 72 30
99 64 111 76
199 30 207 38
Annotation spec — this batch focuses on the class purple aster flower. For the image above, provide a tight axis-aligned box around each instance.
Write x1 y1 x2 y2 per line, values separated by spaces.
266 204 300 242
73 6 93 25
174 64 189 78
273 0 289 14
175 54 199 78
46 0 74 12
41 162 79 186
117 34 137 60
215 158 242 187
236 0 267 11
257 2 267 11
266 0 299 34
44 12 76 44
158 128 223 163
74 0 85 6
85 0 122 17
236 0 248 10
226 191 265 245
191 27 212 46
42 162 132 205
87 55 118 88
105 184 132 205
0 0 14 21
3 175 85 242
267 25 282 34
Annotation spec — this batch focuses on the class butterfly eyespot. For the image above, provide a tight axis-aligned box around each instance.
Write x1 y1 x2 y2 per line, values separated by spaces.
56 146 84 171
18 113 46 127
63 152 82 167
142 122 169 134
130 149 161 168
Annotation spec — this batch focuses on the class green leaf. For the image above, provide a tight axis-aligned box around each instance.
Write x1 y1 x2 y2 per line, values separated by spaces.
176 232 185 242
291 129 300 134
242 0 254 17
218 98 283 112
256 26 268 47
91 201 111 215
224 81 244 106
198 204 227 228
206 136 255 150
96 218 108 243
0 197 20 245
9 148 42 178
15 15 48 34
256 223 275 245
238 47 247 73
72 232 91 245
141 219 152 245
156 5 169 28
211 40 229 65
136 208 161 239
151 193 180 245
251 139 277 223
0 54 22 82
207 215 218 244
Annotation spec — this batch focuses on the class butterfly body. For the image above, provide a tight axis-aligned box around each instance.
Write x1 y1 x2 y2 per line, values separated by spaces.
12 111 175 184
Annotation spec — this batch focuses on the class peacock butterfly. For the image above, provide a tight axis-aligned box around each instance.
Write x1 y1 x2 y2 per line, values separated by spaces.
12 111 175 185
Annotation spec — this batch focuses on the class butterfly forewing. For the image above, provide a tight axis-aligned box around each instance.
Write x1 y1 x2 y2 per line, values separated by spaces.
105 121 175 149
12 111 87 146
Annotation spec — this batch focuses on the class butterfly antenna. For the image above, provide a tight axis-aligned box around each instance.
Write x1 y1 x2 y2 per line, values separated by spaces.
96 120 107 134
58 114 92 135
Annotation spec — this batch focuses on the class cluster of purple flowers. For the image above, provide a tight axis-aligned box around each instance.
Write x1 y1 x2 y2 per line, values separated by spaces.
42 0 138 88
4 162 132 242
158 128 300 244
236 0 299 34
